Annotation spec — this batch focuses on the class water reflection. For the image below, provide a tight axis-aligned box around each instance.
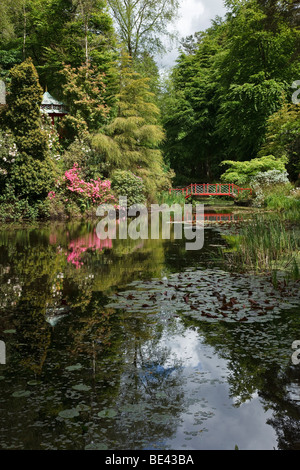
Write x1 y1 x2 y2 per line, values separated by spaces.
0 220 299 450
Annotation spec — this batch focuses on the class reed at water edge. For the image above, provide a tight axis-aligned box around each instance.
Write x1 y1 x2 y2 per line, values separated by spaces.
219 215 300 284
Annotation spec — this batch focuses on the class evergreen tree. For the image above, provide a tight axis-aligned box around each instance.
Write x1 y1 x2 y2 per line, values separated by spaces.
5 57 48 160
92 54 172 200
1 58 56 201
59 61 111 142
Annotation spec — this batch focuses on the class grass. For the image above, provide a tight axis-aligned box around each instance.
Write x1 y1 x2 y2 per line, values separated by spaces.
220 215 300 283
156 190 187 206
264 191 300 224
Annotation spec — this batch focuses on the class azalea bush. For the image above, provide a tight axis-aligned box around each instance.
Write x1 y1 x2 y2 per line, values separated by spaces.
111 170 146 207
48 163 117 214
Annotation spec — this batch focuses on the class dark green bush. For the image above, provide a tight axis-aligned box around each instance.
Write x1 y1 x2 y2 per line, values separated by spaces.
111 170 146 207
9 155 57 202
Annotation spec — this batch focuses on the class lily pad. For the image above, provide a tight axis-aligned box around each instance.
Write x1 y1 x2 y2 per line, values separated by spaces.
58 408 80 419
85 442 108 450
27 380 41 386
4 329 16 334
72 383 91 392
104 266 299 324
12 390 31 398
76 404 90 412
66 363 83 371
97 408 117 419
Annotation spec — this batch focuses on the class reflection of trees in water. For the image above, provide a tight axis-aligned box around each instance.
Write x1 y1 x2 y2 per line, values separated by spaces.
0 222 167 374
182 313 300 449
262 364 300 450
1 221 299 449
0 223 186 449
112 321 185 449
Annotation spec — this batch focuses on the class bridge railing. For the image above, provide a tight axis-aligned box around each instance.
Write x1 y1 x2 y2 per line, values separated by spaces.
169 183 252 198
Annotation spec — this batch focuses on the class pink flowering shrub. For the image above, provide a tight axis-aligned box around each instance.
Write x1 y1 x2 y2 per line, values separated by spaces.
48 163 117 212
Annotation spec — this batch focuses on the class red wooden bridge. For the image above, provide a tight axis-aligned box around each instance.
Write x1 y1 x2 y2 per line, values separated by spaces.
169 183 252 199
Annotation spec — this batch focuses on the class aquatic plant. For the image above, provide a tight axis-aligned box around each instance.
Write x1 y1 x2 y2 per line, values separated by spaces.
157 190 186 206
220 215 300 282
105 266 299 323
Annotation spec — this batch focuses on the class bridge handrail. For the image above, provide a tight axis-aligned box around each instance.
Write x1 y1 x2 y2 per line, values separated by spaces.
169 183 252 198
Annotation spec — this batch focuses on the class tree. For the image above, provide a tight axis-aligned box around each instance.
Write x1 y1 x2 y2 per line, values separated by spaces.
0 0 118 97
258 103 300 181
161 21 225 184
1 58 56 201
161 0 300 183
92 54 172 200
216 0 300 160
106 0 179 59
5 57 48 160
220 155 288 185
59 62 111 142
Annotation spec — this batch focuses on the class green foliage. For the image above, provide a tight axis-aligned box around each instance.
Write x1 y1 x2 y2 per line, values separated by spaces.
263 185 300 223
161 0 300 183
107 0 179 58
92 55 172 201
0 59 57 205
59 62 111 142
156 190 186 206
4 58 49 160
0 0 118 96
0 184 51 221
220 155 287 185
111 170 146 206
9 155 57 202
258 103 300 181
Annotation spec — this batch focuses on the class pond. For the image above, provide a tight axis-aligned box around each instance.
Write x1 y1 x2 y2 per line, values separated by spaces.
0 209 299 450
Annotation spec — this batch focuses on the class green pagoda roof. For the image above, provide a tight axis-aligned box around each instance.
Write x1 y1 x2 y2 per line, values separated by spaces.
41 92 68 115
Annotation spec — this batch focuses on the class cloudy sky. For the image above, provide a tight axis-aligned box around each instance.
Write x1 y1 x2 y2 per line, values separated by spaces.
158 0 228 69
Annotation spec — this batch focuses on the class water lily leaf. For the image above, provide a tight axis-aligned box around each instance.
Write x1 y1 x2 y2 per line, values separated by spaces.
105 266 299 324
4 329 16 334
85 442 108 450
27 380 41 386
97 408 117 418
66 363 83 371
12 390 31 398
76 404 90 412
58 408 80 419
72 383 91 392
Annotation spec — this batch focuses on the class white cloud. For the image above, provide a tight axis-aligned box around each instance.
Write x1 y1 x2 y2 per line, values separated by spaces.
158 0 227 69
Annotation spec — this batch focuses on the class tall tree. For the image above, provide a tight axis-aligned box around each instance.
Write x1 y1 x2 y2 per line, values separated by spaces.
92 54 172 199
106 0 179 59
1 58 56 201
59 61 111 142
162 0 300 183
161 21 226 184
0 0 118 96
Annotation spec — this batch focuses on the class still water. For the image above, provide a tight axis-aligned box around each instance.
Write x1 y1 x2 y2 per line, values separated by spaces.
0 213 299 450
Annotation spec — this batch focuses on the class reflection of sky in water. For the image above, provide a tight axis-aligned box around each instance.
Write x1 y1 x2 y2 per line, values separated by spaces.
157 325 277 450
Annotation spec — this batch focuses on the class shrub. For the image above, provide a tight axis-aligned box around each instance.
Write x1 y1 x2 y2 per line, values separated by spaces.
48 164 117 213
111 170 146 207
9 155 57 202
220 155 287 186
250 169 291 207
